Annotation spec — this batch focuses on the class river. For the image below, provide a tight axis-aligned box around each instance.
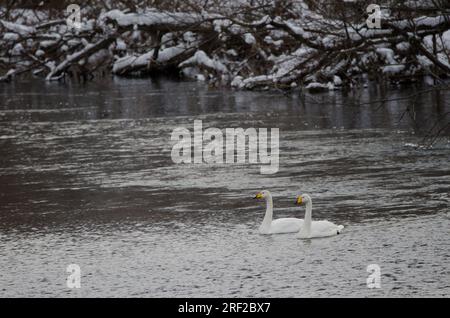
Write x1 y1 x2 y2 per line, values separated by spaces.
0 78 449 297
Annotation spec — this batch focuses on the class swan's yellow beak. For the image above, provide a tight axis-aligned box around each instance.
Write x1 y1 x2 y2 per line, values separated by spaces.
254 193 263 199
295 196 303 205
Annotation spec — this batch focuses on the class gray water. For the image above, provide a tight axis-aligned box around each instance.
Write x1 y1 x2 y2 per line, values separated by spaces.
0 78 449 297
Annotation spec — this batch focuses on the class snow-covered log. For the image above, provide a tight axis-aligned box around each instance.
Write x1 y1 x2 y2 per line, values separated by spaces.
112 43 196 75
46 36 116 80
100 10 211 33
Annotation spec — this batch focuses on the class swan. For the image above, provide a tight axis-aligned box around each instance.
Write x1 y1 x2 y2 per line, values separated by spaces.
295 194 344 238
254 190 304 234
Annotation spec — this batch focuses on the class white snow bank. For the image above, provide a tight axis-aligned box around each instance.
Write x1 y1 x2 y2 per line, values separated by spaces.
179 50 227 73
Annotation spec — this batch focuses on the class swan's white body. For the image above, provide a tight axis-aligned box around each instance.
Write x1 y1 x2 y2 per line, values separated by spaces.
260 217 304 235
257 190 304 234
297 194 344 239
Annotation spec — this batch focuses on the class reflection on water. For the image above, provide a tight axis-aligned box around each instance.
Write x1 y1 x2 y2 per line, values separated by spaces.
0 78 449 297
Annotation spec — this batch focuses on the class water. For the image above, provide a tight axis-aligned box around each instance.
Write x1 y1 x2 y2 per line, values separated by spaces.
0 78 449 297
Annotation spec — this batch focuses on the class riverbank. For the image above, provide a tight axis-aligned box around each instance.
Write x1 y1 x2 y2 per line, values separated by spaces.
1 1 450 91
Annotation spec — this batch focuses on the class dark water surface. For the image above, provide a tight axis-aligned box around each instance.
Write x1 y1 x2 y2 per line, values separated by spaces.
0 78 449 297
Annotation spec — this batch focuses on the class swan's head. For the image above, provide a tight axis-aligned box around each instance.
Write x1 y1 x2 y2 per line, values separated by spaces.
254 190 271 200
295 194 311 205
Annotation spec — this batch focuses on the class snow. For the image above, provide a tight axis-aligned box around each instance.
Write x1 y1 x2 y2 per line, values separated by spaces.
414 16 447 28
113 55 136 74
115 38 127 51
45 39 104 80
41 32 61 40
183 32 197 45
396 42 410 52
67 39 81 47
113 44 190 74
229 24 244 35
45 60 55 71
3 33 20 41
349 28 392 41
40 41 57 48
87 49 110 65
322 35 336 48
11 43 24 56
442 30 450 50
131 29 141 41
161 33 175 46
424 75 435 85
437 52 450 69
101 10 203 28
423 31 450 53
251 15 271 26
179 50 227 73
417 55 434 68
213 19 232 33
231 76 244 88
271 47 315 79
305 81 335 91
264 36 273 44
1 5 449 90
242 75 272 88
333 75 342 86
35 49 45 57
226 49 238 57
196 74 206 81
0 20 35 36
158 46 187 63
285 21 306 36
393 15 447 30
382 65 405 75
244 33 256 45
376 48 397 64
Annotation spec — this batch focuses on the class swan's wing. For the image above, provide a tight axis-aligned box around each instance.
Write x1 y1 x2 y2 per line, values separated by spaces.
310 220 344 237
269 218 304 234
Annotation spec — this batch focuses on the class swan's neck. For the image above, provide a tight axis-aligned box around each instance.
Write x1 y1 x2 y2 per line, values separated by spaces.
303 200 312 236
261 195 273 229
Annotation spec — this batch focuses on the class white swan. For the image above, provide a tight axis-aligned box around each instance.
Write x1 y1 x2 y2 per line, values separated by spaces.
254 190 304 234
295 194 344 238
